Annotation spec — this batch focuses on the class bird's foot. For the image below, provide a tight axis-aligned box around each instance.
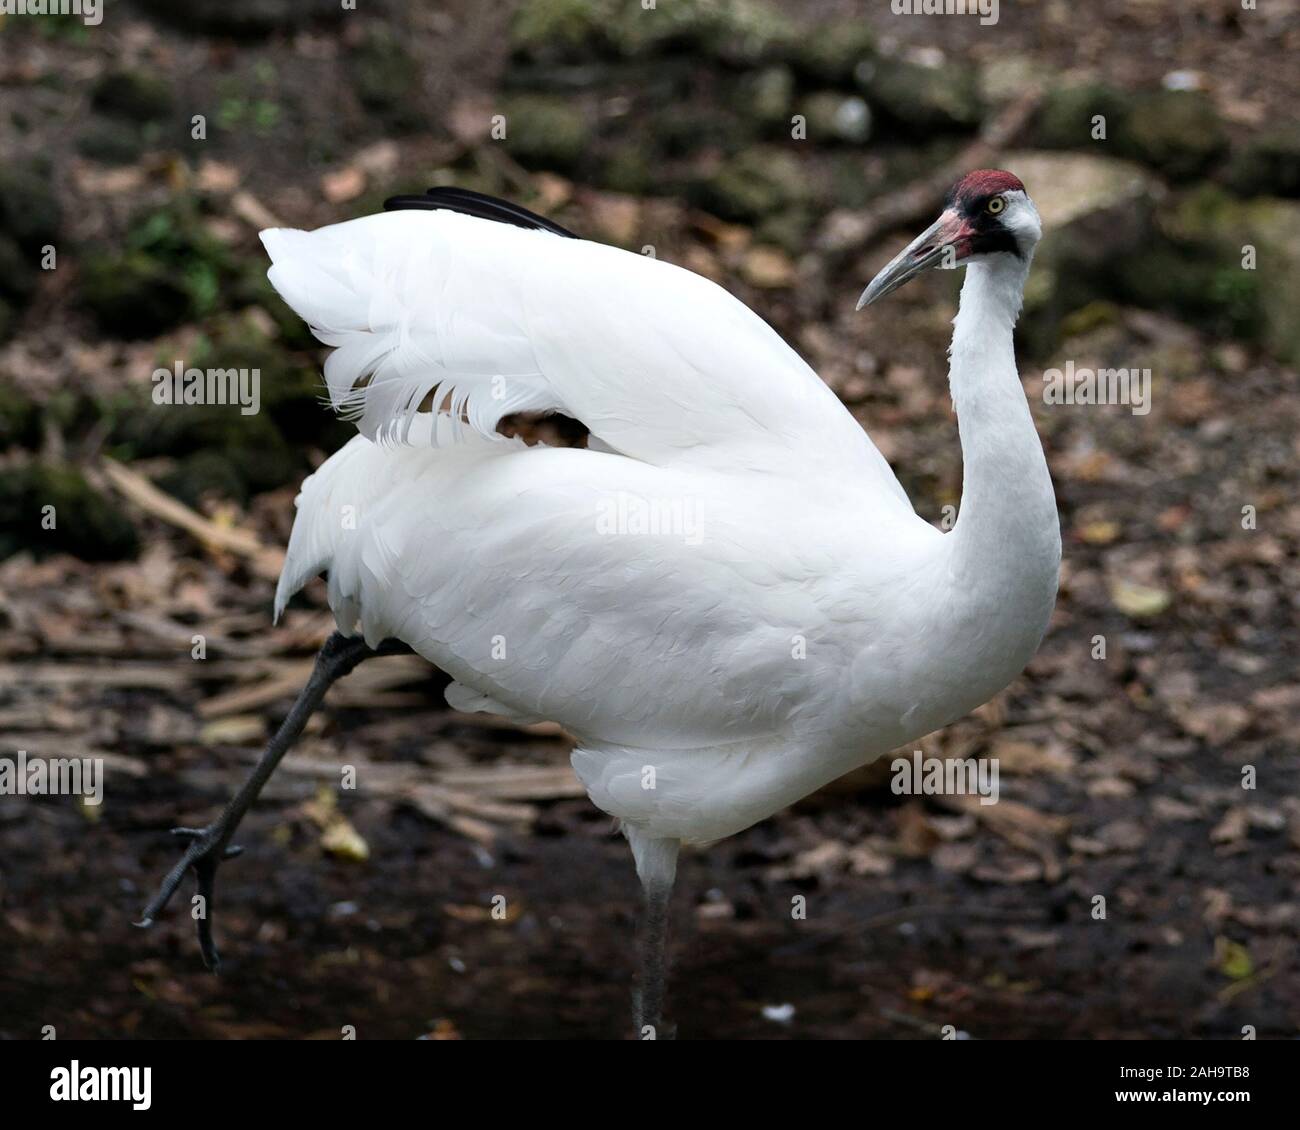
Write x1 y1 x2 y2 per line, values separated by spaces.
135 825 244 972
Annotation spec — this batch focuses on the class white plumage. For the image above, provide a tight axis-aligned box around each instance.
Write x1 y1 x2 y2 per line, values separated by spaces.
257 178 1060 1029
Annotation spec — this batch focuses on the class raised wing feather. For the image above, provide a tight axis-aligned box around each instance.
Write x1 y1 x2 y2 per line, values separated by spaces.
261 207 908 498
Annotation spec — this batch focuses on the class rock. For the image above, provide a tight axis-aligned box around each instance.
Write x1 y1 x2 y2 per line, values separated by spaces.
0 463 139 562
0 159 62 253
802 92 871 145
1117 90 1227 182
76 119 153 165
79 250 192 337
91 68 173 123
0 378 40 449
1223 128 1300 198
1001 150 1162 357
1112 186 1300 365
78 199 237 337
510 0 794 66
857 56 982 132
352 28 423 133
0 234 38 307
791 20 876 86
497 95 594 172
747 65 795 130
1029 82 1131 150
686 146 808 223
134 0 344 35
509 0 607 63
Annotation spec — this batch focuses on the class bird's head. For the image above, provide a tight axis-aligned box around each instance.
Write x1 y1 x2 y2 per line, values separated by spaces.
856 170 1041 309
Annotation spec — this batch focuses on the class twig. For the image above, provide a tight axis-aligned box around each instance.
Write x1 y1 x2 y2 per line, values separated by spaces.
99 458 284 579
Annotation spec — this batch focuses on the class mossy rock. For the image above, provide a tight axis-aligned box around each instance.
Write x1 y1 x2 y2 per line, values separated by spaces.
685 146 808 223
858 57 982 133
0 233 39 306
0 159 62 252
791 20 875 86
1030 83 1131 150
509 0 794 66
801 92 871 145
644 97 758 158
745 66 795 131
78 199 238 337
509 0 608 63
0 378 41 449
91 68 174 123
1222 128 1300 198
598 142 655 195
497 95 594 172
1133 186 1300 363
133 0 345 36
351 28 424 133
1115 90 1227 182
79 249 192 337
0 463 139 562
76 119 156 165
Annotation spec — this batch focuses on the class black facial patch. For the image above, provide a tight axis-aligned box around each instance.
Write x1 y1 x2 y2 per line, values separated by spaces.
964 203 1025 259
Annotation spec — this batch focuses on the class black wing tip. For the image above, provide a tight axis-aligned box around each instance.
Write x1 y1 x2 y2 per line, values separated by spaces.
383 186 581 239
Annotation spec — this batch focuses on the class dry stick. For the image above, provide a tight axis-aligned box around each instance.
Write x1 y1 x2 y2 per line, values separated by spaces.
816 90 1044 260
99 457 284 580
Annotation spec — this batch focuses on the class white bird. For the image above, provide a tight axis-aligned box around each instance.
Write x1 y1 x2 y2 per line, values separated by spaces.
139 172 1060 1038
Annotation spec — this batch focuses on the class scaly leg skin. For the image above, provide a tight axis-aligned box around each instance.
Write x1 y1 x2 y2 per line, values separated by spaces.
634 881 674 1039
135 631 412 970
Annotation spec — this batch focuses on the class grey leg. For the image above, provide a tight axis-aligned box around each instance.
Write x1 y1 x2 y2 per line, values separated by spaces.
136 631 411 970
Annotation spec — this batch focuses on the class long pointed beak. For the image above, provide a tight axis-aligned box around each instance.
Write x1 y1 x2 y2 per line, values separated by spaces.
856 209 969 310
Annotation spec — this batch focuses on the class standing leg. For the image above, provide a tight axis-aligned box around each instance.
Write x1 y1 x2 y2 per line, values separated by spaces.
627 831 680 1039
136 631 411 969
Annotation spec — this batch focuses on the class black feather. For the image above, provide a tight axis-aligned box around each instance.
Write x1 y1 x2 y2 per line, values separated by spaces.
383 186 580 239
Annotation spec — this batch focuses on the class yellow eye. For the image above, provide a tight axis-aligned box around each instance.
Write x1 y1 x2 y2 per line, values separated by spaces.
986 196 1006 215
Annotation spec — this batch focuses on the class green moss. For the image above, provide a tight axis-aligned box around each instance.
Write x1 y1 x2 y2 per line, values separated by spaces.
0 378 40 449
78 199 239 337
0 463 139 562
1030 83 1131 150
497 95 593 172
0 234 38 306
1223 128 1300 198
859 58 982 132
76 119 152 165
509 0 794 66
352 28 423 133
685 146 808 223
91 68 174 123
791 20 875 86
1116 90 1226 182
0 160 62 252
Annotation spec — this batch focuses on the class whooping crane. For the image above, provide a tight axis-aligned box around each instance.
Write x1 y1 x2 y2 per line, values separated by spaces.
139 171 1060 1038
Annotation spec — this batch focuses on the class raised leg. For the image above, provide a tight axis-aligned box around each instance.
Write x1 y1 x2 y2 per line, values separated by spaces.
136 631 412 970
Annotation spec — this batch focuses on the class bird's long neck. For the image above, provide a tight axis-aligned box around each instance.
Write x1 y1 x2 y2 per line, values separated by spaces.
947 255 1060 596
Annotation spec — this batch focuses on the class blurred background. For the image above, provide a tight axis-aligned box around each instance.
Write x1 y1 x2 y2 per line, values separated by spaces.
0 0 1297 1039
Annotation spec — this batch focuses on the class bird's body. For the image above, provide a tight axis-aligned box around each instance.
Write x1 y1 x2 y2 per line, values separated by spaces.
265 200 1058 878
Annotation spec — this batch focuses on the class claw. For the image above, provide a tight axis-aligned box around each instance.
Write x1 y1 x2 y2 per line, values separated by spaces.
137 821 242 972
